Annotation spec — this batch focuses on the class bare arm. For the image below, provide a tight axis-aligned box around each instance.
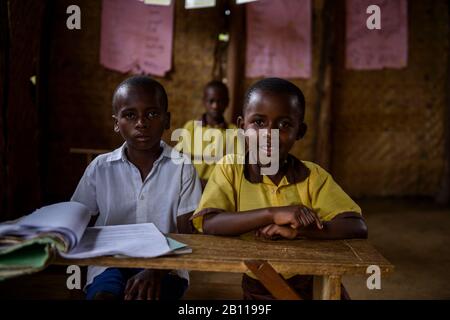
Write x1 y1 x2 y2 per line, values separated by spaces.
202 206 321 236
202 209 273 236
297 212 368 240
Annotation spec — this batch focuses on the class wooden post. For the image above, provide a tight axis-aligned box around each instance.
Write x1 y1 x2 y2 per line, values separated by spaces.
313 0 339 171
226 0 246 125
0 0 9 220
436 2 450 205
245 260 301 300
4 0 47 220
37 0 53 206
313 275 342 300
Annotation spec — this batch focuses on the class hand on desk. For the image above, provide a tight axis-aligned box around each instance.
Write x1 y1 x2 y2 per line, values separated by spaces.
258 206 323 240
271 205 323 230
259 211 368 240
201 205 325 237
256 206 323 240
256 224 299 239
124 269 169 300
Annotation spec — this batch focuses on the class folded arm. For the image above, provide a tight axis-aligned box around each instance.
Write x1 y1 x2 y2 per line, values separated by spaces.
296 212 368 240
202 208 273 236
201 205 321 236
257 212 368 240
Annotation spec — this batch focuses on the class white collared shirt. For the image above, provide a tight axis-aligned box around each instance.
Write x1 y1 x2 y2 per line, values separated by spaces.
71 141 202 286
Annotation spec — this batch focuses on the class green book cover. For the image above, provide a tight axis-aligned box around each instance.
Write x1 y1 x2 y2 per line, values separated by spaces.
0 237 56 281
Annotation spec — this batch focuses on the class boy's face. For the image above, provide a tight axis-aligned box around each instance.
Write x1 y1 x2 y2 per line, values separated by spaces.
112 86 170 152
239 90 306 163
203 87 229 121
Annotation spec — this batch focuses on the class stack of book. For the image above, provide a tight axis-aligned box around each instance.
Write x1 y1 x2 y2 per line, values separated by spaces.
0 202 190 280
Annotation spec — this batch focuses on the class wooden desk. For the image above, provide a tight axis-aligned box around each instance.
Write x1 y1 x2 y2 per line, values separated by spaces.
53 234 393 300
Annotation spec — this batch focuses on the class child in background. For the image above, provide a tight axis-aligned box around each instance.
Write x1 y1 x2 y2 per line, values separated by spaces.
72 76 202 300
191 78 367 300
177 80 238 187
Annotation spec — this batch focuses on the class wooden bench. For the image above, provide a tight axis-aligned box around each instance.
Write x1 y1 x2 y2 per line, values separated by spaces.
54 234 394 300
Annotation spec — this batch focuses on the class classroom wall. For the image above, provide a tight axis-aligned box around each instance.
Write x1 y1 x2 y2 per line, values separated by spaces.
0 0 46 220
1 0 448 219
39 0 450 203
244 0 449 199
330 0 449 197
44 0 222 203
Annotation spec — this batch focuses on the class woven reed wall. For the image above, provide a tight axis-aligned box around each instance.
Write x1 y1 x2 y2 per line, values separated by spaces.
45 0 221 202
331 0 449 197
1 0 46 219
43 0 448 201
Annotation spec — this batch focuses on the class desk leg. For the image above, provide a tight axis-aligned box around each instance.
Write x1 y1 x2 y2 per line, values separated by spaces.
244 260 301 300
313 275 341 300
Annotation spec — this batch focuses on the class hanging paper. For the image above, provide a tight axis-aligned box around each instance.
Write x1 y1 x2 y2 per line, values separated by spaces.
346 0 408 70
246 0 312 79
236 0 258 4
143 0 171 5
100 0 174 76
185 0 216 9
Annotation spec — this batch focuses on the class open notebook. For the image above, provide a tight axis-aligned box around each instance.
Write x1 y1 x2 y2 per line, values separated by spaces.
0 202 191 280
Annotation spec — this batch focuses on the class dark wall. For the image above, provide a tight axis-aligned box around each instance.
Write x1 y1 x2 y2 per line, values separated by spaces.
1 0 47 220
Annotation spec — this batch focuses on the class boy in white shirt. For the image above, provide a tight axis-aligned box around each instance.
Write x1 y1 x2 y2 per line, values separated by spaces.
72 76 202 300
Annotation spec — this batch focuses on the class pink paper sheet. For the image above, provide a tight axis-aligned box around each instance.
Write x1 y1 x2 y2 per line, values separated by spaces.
100 0 174 76
245 0 312 79
346 0 408 70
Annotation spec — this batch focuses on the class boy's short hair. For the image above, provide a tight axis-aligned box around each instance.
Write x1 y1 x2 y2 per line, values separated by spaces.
243 78 306 121
112 76 168 114
204 80 229 97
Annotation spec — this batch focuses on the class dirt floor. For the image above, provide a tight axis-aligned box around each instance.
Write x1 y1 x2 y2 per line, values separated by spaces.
1 198 449 300
342 198 450 300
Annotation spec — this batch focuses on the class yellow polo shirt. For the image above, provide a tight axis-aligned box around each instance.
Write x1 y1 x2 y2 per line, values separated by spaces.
176 120 239 180
191 154 361 279
193 154 361 232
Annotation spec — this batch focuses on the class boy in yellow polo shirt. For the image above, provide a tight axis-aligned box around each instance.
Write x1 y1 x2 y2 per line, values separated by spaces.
191 78 367 300
177 81 237 187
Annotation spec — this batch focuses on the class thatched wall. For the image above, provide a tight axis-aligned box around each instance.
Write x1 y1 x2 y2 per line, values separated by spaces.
330 0 449 197
46 0 450 201
44 0 222 202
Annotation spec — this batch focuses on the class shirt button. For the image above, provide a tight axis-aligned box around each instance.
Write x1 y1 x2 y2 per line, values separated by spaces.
140 195 144 200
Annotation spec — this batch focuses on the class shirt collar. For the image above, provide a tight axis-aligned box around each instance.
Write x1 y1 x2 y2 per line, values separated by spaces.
106 143 126 162
199 113 228 129
107 141 172 163
243 153 310 185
